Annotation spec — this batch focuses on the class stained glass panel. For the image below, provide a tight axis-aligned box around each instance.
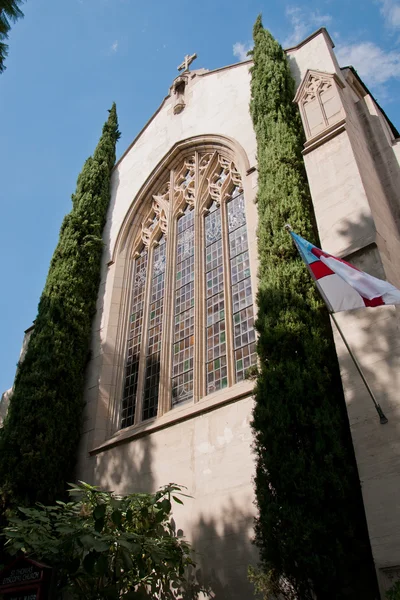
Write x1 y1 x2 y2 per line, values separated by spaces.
205 207 221 246
229 225 248 258
176 254 194 289
227 194 257 382
121 249 148 429
228 193 246 232
205 239 223 272
142 237 166 420
172 205 195 405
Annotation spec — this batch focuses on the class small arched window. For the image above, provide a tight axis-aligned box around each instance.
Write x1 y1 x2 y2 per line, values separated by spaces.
120 151 257 430
294 70 345 141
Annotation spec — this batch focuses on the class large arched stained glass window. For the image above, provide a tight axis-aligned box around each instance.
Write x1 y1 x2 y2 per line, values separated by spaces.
120 150 257 430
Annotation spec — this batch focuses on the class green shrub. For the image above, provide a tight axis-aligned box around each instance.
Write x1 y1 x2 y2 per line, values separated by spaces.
3 482 194 599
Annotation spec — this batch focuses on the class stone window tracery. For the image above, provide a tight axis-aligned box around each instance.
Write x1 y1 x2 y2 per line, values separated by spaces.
120 150 256 430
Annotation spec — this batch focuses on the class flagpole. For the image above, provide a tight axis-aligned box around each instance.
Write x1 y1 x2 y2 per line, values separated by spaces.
285 224 388 425
329 312 388 425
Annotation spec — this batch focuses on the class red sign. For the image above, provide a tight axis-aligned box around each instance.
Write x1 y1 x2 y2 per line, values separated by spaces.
0 557 51 600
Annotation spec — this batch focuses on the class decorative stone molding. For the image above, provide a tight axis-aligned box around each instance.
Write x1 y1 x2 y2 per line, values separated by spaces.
112 135 251 264
140 182 170 246
294 69 345 141
195 152 241 207
205 154 243 206
174 156 196 209
172 74 188 115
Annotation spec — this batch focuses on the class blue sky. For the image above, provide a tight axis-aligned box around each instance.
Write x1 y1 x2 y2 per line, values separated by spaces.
1 0 400 393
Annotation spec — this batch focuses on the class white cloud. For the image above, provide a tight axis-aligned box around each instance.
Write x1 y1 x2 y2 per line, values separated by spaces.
336 41 400 85
283 6 332 47
233 41 252 62
111 40 118 53
379 0 400 29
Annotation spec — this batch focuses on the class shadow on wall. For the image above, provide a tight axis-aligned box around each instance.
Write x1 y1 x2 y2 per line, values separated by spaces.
329 211 400 594
185 500 259 600
92 422 258 599
94 427 155 495
335 210 400 420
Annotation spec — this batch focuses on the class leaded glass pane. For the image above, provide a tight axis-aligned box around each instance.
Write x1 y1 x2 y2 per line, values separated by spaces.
172 205 195 405
174 307 195 340
233 306 256 349
206 291 225 326
142 237 166 420
175 281 195 314
227 194 257 382
121 249 148 429
206 265 224 298
205 207 221 246
207 355 228 394
205 201 227 395
235 342 257 382
231 275 253 313
229 225 248 258
228 193 246 232
230 251 251 285
205 239 223 272
176 254 194 289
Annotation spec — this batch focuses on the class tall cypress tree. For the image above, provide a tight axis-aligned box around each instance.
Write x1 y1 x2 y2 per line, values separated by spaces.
0 0 25 73
0 105 120 509
250 17 377 599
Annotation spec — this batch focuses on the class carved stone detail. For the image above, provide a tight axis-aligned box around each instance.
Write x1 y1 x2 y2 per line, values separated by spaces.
174 156 196 208
141 182 170 246
207 155 243 205
302 74 332 105
199 153 213 174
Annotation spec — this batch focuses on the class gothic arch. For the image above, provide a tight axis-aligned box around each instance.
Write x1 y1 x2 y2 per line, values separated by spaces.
111 134 252 264
104 135 257 434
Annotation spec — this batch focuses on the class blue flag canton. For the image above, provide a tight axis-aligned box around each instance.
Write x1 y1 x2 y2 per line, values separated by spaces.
291 232 319 265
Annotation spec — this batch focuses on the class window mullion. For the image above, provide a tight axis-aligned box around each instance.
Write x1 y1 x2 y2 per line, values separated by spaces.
134 245 153 425
158 170 175 416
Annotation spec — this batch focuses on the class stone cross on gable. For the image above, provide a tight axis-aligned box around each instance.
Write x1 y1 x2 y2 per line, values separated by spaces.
178 53 197 73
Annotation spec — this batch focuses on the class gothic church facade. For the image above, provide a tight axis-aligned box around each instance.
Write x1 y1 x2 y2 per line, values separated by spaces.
3 27 400 599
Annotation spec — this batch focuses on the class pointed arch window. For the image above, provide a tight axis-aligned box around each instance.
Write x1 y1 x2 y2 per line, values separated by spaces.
120 151 257 429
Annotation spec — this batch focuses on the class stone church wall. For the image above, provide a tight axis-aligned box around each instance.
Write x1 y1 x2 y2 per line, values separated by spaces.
74 28 400 598
290 30 400 597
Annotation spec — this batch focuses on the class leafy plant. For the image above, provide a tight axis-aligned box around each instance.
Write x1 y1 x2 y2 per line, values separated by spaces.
3 482 194 599
249 15 378 600
0 0 25 72
0 105 120 510
387 581 400 600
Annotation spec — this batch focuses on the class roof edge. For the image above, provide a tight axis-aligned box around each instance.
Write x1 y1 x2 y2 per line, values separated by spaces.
284 27 334 52
200 58 253 77
114 95 170 171
343 66 400 139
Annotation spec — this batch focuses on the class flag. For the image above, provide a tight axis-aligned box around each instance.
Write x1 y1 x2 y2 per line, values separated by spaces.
290 230 400 313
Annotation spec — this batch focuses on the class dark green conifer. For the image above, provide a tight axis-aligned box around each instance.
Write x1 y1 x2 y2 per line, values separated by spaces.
250 16 377 599
0 105 120 508
0 0 25 73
